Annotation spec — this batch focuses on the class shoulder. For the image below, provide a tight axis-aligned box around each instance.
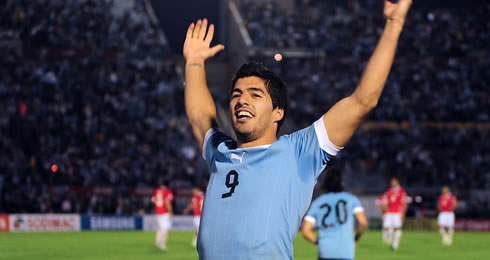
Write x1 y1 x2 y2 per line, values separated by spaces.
311 194 328 206
205 128 236 150
346 192 359 200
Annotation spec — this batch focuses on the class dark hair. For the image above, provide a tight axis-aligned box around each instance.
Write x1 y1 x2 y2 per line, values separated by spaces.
323 168 344 193
159 178 169 187
231 61 288 132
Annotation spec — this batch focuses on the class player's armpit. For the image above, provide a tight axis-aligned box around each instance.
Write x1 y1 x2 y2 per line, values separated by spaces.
322 96 369 147
188 116 218 153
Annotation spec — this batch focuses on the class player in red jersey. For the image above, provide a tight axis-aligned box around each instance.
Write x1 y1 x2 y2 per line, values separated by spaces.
184 186 205 247
382 177 407 251
375 193 389 244
151 181 173 250
437 186 458 245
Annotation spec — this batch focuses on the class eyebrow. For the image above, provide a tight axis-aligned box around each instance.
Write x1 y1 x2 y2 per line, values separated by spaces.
231 87 265 94
248 87 265 94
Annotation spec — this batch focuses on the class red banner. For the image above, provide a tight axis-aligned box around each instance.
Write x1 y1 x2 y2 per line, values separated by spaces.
455 219 490 232
0 214 9 232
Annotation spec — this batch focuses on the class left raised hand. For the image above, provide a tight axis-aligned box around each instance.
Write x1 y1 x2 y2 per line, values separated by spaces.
384 0 413 25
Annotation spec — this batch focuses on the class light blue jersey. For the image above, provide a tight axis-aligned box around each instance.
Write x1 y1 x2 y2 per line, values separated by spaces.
198 117 341 260
304 192 364 260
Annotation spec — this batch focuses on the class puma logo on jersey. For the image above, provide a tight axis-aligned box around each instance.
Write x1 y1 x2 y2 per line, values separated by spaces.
231 152 245 164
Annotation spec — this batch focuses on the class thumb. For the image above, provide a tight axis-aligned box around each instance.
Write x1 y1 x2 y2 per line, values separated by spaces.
209 44 225 57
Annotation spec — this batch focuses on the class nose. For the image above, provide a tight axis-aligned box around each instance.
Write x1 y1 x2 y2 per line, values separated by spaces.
237 93 250 106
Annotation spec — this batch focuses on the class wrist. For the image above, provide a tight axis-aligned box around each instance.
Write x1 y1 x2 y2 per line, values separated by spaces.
355 233 362 242
383 19 404 39
385 18 404 31
186 58 205 66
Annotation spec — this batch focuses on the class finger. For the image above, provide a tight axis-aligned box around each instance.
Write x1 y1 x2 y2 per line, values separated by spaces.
198 18 208 40
186 23 195 40
193 19 202 39
209 44 225 57
204 24 215 45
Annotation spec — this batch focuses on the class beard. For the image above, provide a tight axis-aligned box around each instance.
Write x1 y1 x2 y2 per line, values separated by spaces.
234 126 257 143
233 122 264 143
235 130 256 143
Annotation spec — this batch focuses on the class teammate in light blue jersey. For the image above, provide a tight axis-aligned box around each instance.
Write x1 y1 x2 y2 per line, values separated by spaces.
301 168 367 260
183 1 412 259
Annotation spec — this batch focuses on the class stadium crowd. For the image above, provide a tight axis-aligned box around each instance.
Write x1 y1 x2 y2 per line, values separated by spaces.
242 0 489 217
0 0 488 218
0 0 203 214
241 0 489 122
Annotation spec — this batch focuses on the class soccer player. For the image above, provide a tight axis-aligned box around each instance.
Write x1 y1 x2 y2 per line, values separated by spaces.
375 193 389 244
183 0 412 258
151 181 173 250
382 177 407 251
301 168 367 260
437 186 457 245
183 186 205 247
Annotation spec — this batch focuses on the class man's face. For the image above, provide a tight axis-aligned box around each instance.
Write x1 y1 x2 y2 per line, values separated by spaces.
442 186 449 194
229 76 282 142
391 178 399 188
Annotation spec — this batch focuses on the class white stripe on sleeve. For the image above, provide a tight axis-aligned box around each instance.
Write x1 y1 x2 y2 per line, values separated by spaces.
353 206 364 213
304 216 316 225
313 116 343 156
202 128 217 160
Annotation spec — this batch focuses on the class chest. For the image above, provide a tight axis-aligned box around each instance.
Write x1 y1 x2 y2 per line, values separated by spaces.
388 191 401 202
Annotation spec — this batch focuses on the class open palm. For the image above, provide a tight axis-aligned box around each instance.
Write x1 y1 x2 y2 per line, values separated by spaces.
384 0 412 24
183 18 224 62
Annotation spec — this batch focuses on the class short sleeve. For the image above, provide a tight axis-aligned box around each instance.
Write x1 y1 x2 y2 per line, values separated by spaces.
351 196 364 213
167 192 174 202
304 204 319 226
288 116 343 179
202 128 233 167
401 190 407 202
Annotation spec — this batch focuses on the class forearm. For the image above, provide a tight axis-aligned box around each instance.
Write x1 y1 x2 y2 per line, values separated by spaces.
185 59 217 143
355 212 367 241
356 224 366 241
301 230 318 244
322 20 405 147
183 204 193 214
352 20 404 110
165 202 173 215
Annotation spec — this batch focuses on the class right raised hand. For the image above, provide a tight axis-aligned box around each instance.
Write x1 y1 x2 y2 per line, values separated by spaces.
183 18 225 63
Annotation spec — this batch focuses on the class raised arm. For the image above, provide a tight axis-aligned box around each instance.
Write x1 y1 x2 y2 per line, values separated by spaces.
183 19 225 150
323 0 412 147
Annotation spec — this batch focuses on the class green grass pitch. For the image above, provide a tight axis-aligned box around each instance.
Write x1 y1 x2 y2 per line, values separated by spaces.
0 231 488 259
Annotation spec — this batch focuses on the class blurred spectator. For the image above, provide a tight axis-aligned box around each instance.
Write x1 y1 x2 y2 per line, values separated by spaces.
0 0 488 219
0 0 202 214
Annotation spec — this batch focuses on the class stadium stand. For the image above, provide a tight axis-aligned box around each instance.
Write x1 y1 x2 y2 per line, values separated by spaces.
241 0 489 218
0 0 203 214
0 0 488 219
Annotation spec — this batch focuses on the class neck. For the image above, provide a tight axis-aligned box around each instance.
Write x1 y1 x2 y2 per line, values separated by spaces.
237 133 277 148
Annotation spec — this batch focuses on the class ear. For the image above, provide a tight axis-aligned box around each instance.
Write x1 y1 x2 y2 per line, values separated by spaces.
272 107 284 124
